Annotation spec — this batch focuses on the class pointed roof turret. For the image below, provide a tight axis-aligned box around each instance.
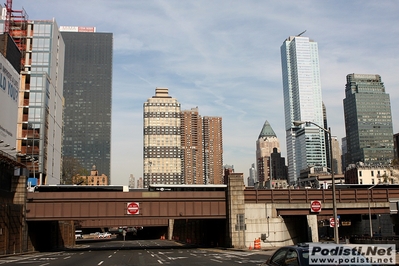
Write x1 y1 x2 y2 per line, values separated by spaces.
258 120 277 139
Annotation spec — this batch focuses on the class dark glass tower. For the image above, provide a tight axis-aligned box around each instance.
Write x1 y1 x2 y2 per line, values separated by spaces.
343 74 393 167
61 28 113 183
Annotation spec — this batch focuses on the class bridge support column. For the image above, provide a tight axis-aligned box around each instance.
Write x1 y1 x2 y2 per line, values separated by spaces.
168 219 174 240
306 215 319 243
227 174 245 248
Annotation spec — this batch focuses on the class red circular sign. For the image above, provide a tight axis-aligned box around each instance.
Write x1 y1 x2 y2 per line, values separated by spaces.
330 218 335 227
310 200 322 212
127 202 139 215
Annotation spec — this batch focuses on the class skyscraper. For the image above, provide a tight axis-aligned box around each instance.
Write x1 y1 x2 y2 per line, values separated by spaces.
256 120 280 185
2 15 66 185
60 27 113 183
343 74 394 166
281 34 326 184
143 88 182 187
203 116 223 184
181 107 204 184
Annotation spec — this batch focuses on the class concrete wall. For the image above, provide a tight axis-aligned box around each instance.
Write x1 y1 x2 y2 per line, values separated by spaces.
244 203 310 249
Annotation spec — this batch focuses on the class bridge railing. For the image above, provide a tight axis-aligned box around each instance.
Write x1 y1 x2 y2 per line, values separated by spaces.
244 188 399 203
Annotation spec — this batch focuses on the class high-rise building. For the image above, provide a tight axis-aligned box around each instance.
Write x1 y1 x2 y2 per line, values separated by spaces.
394 133 399 162
331 136 342 174
60 26 113 184
181 107 204 184
143 88 182 187
203 116 223 184
248 163 256 187
128 174 135 188
1 13 65 185
280 34 326 184
343 74 394 166
256 120 280 185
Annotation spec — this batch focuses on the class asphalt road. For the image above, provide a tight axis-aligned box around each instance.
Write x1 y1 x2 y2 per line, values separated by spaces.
0 239 273 266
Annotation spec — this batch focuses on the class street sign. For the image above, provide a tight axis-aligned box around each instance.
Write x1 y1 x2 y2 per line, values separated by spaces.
329 217 340 227
127 202 140 215
310 200 322 212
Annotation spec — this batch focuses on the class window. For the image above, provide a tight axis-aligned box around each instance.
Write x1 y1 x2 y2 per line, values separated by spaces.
269 248 288 265
285 249 299 266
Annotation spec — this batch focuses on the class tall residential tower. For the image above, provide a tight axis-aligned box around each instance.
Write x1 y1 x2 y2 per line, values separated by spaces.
60 27 113 183
203 116 223 184
181 107 204 184
281 34 326 184
143 88 182 187
343 74 393 166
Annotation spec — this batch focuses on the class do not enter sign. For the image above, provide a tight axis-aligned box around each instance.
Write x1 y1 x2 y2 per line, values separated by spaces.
127 202 140 215
310 200 322 212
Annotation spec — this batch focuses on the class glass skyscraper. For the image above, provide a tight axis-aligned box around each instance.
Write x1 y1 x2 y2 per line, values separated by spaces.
60 27 112 183
280 35 326 184
343 74 393 166
3 17 65 185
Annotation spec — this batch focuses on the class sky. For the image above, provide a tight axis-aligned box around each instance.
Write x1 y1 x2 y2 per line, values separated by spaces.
16 0 399 186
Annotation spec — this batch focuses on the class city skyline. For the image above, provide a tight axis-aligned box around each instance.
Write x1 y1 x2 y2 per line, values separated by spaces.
16 1 399 185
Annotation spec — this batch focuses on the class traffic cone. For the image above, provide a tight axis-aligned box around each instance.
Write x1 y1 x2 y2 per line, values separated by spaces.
249 244 252 250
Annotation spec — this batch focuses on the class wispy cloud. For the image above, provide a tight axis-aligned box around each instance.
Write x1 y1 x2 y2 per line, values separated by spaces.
17 0 399 185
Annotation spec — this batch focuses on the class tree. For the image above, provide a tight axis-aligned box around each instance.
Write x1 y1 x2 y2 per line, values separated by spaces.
62 157 87 184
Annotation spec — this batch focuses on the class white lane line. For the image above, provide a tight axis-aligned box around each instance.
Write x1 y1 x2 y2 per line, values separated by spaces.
108 255 112 258
157 259 163 264
38 263 50 266
98 261 104 265
64 256 71 259
211 258 223 263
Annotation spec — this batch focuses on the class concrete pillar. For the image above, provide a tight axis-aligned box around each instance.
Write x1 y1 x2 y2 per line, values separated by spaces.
168 219 174 240
307 215 319 242
227 174 245 248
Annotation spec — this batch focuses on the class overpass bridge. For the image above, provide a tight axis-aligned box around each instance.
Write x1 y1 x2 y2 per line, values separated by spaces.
24 178 399 250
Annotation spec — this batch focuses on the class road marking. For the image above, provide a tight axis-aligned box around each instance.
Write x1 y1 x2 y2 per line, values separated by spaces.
157 259 163 264
108 255 112 258
63 256 71 259
98 261 104 265
211 258 223 263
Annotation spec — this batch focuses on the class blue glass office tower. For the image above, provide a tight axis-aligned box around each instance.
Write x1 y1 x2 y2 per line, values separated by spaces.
281 35 326 184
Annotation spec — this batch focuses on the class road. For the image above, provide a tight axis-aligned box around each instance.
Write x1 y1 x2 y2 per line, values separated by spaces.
0 239 273 266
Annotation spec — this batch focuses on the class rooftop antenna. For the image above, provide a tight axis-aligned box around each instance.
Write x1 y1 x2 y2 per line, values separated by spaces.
297 30 307 36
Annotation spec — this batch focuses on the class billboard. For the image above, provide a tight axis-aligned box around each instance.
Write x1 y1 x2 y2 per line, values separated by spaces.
0 52 19 153
59 26 96 32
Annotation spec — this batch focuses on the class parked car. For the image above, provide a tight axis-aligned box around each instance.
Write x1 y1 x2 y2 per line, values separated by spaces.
99 232 112 238
75 230 83 239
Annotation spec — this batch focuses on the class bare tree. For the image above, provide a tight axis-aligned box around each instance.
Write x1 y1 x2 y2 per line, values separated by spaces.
62 157 87 184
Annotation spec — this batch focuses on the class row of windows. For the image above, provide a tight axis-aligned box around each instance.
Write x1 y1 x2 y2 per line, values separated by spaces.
145 102 180 107
144 126 180 135
144 112 180 118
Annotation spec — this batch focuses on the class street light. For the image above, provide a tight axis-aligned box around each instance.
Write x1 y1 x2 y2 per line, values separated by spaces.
293 120 339 244
368 183 378 238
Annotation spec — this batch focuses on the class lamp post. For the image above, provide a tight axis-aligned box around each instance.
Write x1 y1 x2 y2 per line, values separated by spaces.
293 120 339 244
368 183 378 238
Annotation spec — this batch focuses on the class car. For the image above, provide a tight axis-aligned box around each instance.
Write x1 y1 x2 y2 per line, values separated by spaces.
260 243 373 266
260 243 310 266
99 232 112 238
75 230 83 239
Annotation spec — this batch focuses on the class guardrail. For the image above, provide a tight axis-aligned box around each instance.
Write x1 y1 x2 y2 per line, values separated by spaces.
244 188 399 203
